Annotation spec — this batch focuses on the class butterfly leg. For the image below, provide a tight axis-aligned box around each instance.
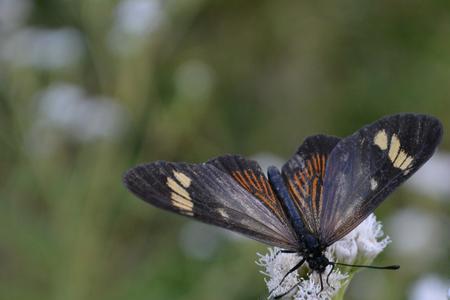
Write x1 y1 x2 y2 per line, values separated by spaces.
270 257 306 298
326 263 335 289
274 249 298 258
280 250 298 253
318 273 324 294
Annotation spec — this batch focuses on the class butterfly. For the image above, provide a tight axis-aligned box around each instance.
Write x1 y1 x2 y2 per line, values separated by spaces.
123 113 442 296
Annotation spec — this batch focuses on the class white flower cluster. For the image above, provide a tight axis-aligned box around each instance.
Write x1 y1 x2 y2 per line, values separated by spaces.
256 214 391 299
329 214 391 266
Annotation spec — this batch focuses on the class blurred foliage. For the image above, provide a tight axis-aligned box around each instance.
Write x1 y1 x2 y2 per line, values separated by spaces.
0 0 449 299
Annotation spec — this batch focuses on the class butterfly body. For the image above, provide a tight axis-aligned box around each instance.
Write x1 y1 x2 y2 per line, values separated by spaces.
267 166 306 240
123 113 442 294
268 165 330 275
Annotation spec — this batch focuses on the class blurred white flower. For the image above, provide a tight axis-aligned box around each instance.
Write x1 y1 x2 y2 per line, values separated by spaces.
108 0 165 54
294 269 348 300
115 0 164 36
256 247 303 297
178 222 223 260
0 0 32 33
174 60 215 102
387 208 445 267
26 82 127 155
329 233 357 265
257 248 348 299
406 152 450 200
257 214 390 299
1 27 84 70
331 214 391 264
409 274 449 300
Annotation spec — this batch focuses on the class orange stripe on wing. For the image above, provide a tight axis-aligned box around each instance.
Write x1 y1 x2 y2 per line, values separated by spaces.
311 177 318 212
243 170 258 191
311 155 316 171
294 173 306 196
316 154 322 172
266 180 277 201
288 179 308 211
311 154 324 176
249 170 262 191
321 154 326 177
255 191 276 210
237 170 282 218
299 171 307 186
232 171 251 190
318 185 324 223
307 160 313 177
260 175 270 198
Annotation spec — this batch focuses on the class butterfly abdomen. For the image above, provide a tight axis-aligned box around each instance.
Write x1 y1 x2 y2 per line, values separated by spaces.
267 166 308 246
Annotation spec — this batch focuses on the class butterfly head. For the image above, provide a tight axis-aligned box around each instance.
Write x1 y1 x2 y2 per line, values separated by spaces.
302 234 329 273
306 253 329 273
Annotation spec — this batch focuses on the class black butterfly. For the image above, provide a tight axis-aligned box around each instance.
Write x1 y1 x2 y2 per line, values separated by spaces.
123 113 442 296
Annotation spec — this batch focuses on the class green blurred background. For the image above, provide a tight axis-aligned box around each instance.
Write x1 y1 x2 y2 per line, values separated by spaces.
1 1 449 299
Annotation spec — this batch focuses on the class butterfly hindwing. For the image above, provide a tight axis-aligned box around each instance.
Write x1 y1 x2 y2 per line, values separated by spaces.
319 113 443 245
207 155 290 225
281 135 341 235
123 161 298 249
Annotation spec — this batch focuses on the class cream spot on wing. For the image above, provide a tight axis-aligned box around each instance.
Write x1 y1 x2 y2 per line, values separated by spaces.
388 134 401 162
370 178 378 191
171 192 193 210
393 150 408 168
382 134 414 171
374 130 388 150
173 171 191 188
400 156 414 170
217 208 229 218
167 177 193 215
167 177 191 200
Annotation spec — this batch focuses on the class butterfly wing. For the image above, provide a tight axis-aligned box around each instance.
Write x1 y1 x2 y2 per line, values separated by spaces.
280 135 341 235
207 155 291 226
319 113 443 246
123 160 299 250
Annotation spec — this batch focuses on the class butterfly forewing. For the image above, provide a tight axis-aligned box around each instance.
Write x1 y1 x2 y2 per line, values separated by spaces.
123 161 298 249
281 135 341 235
319 114 443 245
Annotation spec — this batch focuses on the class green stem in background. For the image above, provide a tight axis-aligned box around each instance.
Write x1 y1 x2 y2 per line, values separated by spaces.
331 276 351 300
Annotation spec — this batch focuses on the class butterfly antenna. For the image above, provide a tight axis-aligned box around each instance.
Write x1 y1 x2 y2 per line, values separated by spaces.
329 261 400 270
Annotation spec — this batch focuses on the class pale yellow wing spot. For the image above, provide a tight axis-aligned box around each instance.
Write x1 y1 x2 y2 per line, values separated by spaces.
173 171 192 188
388 134 401 162
386 133 415 171
374 130 388 150
375 131 415 172
167 177 191 200
393 150 408 168
171 192 193 213
167 176 194 215
400 156 414 170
